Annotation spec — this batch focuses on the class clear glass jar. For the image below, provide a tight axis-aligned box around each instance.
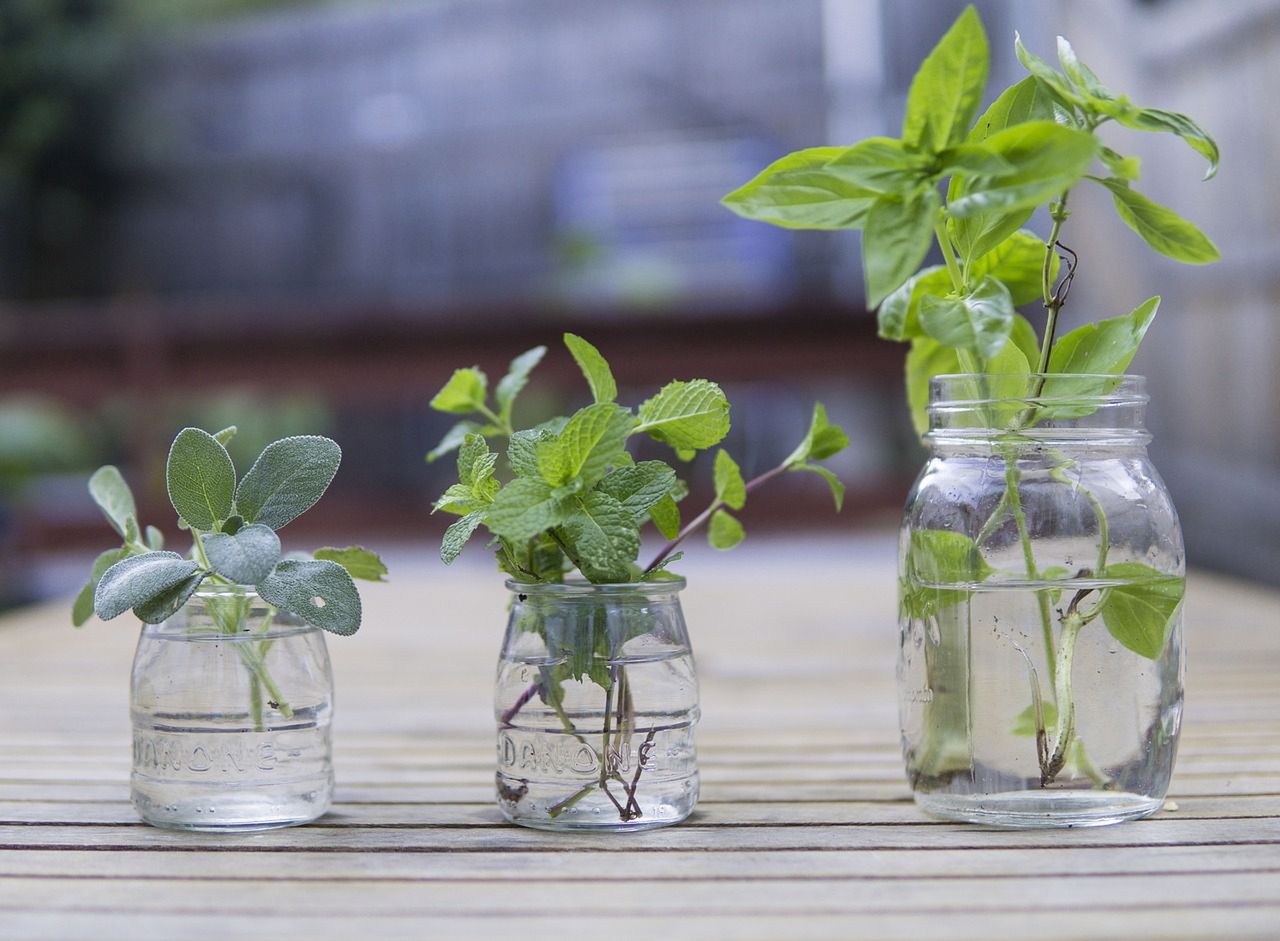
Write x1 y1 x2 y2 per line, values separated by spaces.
494 579 700 831
130 587 335 831
898 375 1185 827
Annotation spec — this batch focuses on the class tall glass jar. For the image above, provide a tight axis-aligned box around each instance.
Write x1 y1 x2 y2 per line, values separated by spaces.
898 375 1185 827
130 587 335 831
494 579 700 831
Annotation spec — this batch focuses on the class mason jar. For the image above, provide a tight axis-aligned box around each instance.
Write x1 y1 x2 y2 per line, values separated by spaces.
130 587 335 830
898 374 1185 827
494 579 700 831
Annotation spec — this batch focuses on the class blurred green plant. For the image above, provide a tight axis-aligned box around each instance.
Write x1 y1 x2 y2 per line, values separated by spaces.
0 397 95 496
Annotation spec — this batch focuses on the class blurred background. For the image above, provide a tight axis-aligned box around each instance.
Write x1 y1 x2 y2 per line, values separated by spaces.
0 0 1274 611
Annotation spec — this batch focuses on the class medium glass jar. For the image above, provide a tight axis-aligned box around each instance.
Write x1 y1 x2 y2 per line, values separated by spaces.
898 375 1185 827
130 587 335 830
494 579 700 831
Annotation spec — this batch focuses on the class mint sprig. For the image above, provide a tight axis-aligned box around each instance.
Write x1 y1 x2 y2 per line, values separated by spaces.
427 333 850 583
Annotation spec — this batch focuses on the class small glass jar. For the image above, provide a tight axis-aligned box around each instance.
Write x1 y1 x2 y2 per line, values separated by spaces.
898 375 1185 827
494 579 700 831
130 587 335 831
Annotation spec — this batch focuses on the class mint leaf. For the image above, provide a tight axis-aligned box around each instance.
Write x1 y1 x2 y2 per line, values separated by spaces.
642 551 684 581
650 493 681 540
708 509 744 550
635 379 731 452
201 524 281 585
72 547 132 626
314 546 388 582
595 461 678 525
495 346 546 423
508 426 555 477
165 428 236 531
968 229 1056 306
440 511 485 565
785 402 849 466
905 336 962 438
430 367 488 415
562 491 641 582
947 121 1099 218
721 146 877 230
458 433 496 489
1099 563 1184 660
257 559 362 636
877 266 953 341
1094 177 1220 264
563 333 617 404
901 4 989 152
433 483 478 515
235 435 342 531
792 463 845 511
863 187 940 308
427 419 487 463
919 275 1016 359
713 450 746 511
485 478 572 542
134 570 207 625
538 403 633 488
95 551 203 621
88 466 137 541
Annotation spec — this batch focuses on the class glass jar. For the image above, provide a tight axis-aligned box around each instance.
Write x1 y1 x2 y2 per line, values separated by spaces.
494 579 700 831
898 375 1185 827
130 587 335 831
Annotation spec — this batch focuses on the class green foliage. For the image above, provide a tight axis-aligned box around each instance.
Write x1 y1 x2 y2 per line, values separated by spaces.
1097 563 1185 660
901 5 989 153
429 335 850 583
76 427 378 637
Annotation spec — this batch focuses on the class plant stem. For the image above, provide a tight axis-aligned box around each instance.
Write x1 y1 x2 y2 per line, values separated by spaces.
1035 190 1073 375
935 217 965 294
476 403 513 437
1001 450 1057 689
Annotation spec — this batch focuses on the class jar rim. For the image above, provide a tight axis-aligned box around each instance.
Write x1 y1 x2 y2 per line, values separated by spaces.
505 577 686 596
929 373 1146 403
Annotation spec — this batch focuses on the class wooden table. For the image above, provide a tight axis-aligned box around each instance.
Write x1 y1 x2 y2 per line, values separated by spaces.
2 538 1278 939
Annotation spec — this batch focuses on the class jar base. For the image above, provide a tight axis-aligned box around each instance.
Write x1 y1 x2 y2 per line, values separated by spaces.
915 789 1164 828
132 775 333 831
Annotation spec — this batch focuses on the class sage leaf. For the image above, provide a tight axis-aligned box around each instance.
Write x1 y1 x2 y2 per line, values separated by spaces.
134 570 207 625
650 493 681 540
1099 563 1184 660
901 5 989 153
1094 177 1220 264
713 449 746 511
635 379 731 452
877 266 953 341
708 509 744 550
429 367 488 415
562 491 641 583
563 333 617 404
314 546 389 582
427 419 486 463
947 122 1098 219
165 428 236 531
440 511 485 565
919 275 1016 359
212 425 237 447
95 551 203 622
485 478 572 542
257 559 362 636
595 461 678 524
863 187 940 308
145 525 165 550
88 466 137 541
721 146 877 230
72 547 132 626
235 435 342 530
792 463 846 511
495 346 547 421
201 524 281 585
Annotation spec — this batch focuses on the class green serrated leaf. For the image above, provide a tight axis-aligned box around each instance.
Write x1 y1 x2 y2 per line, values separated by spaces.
87 466 137 541
650 493 681 540
313 546 388 582
562 490 641 583
642 551 685 581
540 403 634 488
721 146 878 230
863 187 941 308
793 462 846 511
495 346 547 422
635 379 731 452
427 420 486 463
708 509 745 550
429 367 488 415
563 333 617 404
784 402 849 467
134 569 207 625
94 551 204 621
1094 177 1220 264
457 433 492 488
901 5 989 153
235 436 342 531
919 275 1016 359
485 478 572 542
440 511 486 565
595 461 678 524
432 482 477 515
713 449 746 511
508 426 555 478
1099 563 1184 660
201 523 281 585
165 428 236 532
257 559 362 636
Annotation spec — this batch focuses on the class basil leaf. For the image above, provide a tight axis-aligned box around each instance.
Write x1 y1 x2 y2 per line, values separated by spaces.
165 428 236 531
563 333 617 404
826 137 928 193
87 466 137 541
968 229 1057 306
1099 563 1184 660
708 509 745 550
201 523 281 585
1100 146 1141 183
1014 33 1086 112
947 121 1098 218
901 5 989 152
1040 296 1160 418
257 558 362 636
863 187 940 308
313 546 389 582
235 435 342 531
1008 313 1042 369
902 530 994 618
919 275 1016 359
877 266 953 341
966 77 1057 145
905 336 962 438
1115 108 1218 181
935 143 1013 178
94 551 203 622
721 146 877 230
1094 177 1220 264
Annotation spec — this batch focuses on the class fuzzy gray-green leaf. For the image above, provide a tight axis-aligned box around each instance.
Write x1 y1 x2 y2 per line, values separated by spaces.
202 523 281 585
134 570 207 624
165 428 236 531
73 546 132 626
88 466 137 541
257 559 362 636
94 551 203 621
235 436 342 531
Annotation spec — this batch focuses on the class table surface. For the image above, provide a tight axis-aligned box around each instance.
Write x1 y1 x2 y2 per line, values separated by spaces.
2 538 1279 940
